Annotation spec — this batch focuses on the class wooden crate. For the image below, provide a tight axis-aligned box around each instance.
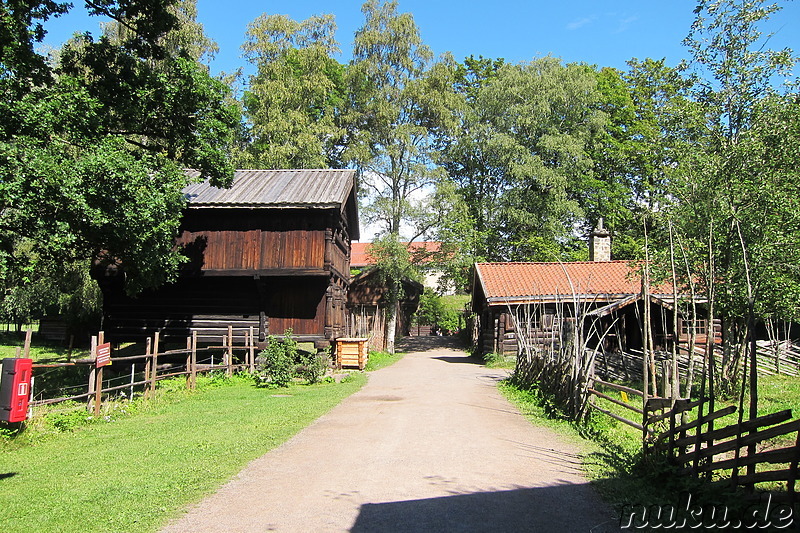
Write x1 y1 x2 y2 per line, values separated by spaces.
336 338 369 370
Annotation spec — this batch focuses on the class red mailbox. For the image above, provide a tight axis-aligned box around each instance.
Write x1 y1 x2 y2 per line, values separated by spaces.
0 358 33 423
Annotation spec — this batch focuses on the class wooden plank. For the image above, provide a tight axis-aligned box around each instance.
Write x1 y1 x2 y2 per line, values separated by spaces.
695 446 800 473
647 398 706 425
704 410 794 444
587 388 644 415
588 402 652 433
675 410 793 447
738 469 797 486
660 405 737 444
676 419 800 465
592 378 644 397
201 268 329 277
646 398 677 411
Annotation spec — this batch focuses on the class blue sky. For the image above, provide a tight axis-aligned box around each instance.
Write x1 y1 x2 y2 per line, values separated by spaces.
41 1 800 79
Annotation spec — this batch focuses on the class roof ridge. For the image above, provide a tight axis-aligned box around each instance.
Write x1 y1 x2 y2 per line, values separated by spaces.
476 260 632 265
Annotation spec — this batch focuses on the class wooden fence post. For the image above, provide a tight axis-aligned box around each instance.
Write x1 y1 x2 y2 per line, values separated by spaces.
150 332 160 397
191 331 197 390
249 326 255 373
220 335 225 369
86 335 97 412
244 329 249 370
227 325 233 377
129 363 135 400
186 336 192 389
94 332 106 417
144 337 152 398
23 328 32 359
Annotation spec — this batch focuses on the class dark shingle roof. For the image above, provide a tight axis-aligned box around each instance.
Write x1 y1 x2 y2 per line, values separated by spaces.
183 169 356 209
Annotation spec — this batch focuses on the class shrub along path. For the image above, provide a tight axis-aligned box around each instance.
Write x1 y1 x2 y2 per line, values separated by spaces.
162 337 617 532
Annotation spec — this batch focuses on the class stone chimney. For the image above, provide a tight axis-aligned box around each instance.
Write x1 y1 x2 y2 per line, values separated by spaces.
589 218 611 262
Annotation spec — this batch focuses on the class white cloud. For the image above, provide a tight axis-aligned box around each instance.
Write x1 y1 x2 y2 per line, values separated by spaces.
614 15 639 34
566 17 594 31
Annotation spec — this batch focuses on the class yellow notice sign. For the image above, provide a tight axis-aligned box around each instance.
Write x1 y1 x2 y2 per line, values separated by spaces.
620 391 629 403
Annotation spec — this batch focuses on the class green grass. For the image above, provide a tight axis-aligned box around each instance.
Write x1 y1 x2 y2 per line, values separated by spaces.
0 372 366 533
502 372 800 520
0 331 89 361
364 350 404 371
483 352 516 369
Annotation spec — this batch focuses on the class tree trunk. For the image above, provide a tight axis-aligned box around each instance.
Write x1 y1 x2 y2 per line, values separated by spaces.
385 302 398 355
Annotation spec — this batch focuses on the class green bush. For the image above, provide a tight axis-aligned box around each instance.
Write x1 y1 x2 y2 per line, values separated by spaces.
254 332 330 387
296 352 329 384
255 333 298 388
415 289 468 334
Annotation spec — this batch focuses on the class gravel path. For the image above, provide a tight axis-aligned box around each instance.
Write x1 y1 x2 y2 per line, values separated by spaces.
162 337 619 532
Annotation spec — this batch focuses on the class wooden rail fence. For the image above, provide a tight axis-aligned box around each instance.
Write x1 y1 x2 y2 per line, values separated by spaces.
587 372 800 500
14 327 260 415
648 400 800 500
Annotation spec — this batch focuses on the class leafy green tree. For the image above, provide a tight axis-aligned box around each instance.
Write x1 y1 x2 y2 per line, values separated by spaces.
662 0 799 394
236 13 346 169
346 0 461 237
441 57 612 262
0 0 239 304
368 234 419 354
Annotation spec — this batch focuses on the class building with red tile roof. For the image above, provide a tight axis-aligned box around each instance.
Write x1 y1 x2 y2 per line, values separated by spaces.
350 241 442 269
470 256 715 357
473 261 674 306
350 241 451 294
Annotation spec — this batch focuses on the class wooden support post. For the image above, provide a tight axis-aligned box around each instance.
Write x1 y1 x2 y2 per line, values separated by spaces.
186 336 192 389
86 336 97 412
144 337 152 398
94 365 103 418
150 332 160 397
249 326 255 373
67 334 74 362
227 325 233 376
129 363 135 400
191 331 197 390
23 328 32 358
94 332 105 418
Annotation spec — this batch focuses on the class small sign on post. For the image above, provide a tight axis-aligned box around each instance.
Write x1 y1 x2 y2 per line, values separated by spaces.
96 343 112 368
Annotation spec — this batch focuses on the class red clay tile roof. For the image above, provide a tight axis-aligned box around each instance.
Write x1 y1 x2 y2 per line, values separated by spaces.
474 261 671 303
351 242 441 268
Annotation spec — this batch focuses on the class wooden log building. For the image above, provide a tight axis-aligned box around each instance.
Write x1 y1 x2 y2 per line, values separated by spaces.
94 169 359 348
471 224 720 357
346 268 424 351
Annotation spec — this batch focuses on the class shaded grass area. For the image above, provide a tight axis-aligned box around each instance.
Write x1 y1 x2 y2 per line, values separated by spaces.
364 350 405 372
499 380 732 525
590 373 800 496
0 372 366 533
0 331 89 361
503 372 800 523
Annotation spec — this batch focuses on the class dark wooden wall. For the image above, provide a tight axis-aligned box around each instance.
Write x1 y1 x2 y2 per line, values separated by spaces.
99 206 353 347
177 229 327 271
